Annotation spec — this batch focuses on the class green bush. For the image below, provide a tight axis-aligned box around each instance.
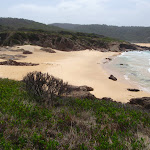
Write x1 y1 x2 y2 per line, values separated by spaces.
23 72 68 105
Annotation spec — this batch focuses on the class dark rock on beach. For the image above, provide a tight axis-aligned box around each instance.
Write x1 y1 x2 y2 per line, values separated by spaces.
127 88 140 92
101 97 114 102
40 48 56 53
0 60 39 66
23 51 33 54
105 58 112 61
109 75 117 81
65 85 95 99
67 85 94 92
128 97 150 110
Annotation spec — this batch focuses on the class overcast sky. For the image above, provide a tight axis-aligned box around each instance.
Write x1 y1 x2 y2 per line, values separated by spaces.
1 0 150 26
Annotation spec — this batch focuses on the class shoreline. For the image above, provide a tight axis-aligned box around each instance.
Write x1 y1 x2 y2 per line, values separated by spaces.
0 45 150 103
102 53 148 92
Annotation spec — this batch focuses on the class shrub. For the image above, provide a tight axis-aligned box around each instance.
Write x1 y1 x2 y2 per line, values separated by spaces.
23 72 68 105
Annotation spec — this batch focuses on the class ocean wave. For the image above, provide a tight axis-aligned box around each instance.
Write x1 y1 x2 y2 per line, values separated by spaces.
118 53 125 57
111 51 150 93
124 74 130 80
138 85 150 93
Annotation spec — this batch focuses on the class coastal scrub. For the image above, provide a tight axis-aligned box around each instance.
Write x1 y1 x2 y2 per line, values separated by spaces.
0 78 149 149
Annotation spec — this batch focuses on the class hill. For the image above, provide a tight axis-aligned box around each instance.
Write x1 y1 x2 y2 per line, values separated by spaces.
0 30 144 52
0 18 148 52
51 23 150 43
0 18 63 32
0 25 13 32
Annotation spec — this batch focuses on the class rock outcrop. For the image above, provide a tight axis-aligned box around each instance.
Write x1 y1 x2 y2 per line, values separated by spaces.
0 60 39 66
128 97 150 110
127 89 140 92
109 75 117 81
23 51 33 54
40 48 56 53
66 85 95 99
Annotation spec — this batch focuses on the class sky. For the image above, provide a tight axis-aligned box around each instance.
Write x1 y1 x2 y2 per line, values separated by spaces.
1 0 150 26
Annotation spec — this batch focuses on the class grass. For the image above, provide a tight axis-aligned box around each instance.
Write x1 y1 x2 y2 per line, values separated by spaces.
0 78 150 149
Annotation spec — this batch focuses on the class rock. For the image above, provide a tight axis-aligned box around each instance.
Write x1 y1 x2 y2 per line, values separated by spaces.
0 60 39 66
120 64 128 66
128 97 150 110
119 44 137 50
105 58 112 61
23 51 33 54
67 85 94 92
127 88 140 92
66 91 96 100
109 75 117 81
101 97 114 102
79 86 94 91
65 85 95 99
40 48 56 53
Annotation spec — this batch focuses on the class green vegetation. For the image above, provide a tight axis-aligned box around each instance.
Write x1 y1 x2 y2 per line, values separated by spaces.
0 77 149 149
0 25 13 32
1 17 150 43
0 18 125 51
0 30 122 51
52 23 150 43
0 18 63 32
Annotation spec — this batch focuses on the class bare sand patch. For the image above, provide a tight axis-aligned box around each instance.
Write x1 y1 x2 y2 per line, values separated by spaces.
134 43 150 47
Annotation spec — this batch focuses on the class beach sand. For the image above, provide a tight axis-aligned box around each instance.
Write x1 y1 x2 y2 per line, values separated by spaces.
0 45 150 103
134 43 150 47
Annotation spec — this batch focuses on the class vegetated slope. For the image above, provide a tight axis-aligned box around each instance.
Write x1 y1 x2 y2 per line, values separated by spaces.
0 31 133 52
0 77 149 149
52 23 150 43
0 25 13 32
0 18 63 32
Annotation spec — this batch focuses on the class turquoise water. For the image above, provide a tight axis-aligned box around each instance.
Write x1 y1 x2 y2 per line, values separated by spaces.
109 51 150 92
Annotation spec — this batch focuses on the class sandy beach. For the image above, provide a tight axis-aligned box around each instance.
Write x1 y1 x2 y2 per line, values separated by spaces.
134 43 150 47
0 45 150 103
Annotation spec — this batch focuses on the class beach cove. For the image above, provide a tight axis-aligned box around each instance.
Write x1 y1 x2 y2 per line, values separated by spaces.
0 45 150 103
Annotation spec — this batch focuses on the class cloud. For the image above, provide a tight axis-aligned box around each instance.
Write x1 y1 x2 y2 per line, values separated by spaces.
2 0 150 26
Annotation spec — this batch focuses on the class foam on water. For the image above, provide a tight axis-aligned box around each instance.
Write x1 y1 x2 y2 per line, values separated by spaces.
124 74 130 80
109 51 150 93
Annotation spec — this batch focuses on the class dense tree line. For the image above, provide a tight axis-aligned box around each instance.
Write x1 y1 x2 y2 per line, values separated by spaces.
1 18 150 43
52 23 150 43
0 18 62 32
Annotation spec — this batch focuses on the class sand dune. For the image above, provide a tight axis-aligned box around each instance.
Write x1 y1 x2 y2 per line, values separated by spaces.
0 45 150 103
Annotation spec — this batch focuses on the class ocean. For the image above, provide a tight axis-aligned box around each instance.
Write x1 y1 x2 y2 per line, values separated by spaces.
107 51 150 92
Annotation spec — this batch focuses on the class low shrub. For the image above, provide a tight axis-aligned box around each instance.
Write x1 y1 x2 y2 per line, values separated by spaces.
23 71 68 105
